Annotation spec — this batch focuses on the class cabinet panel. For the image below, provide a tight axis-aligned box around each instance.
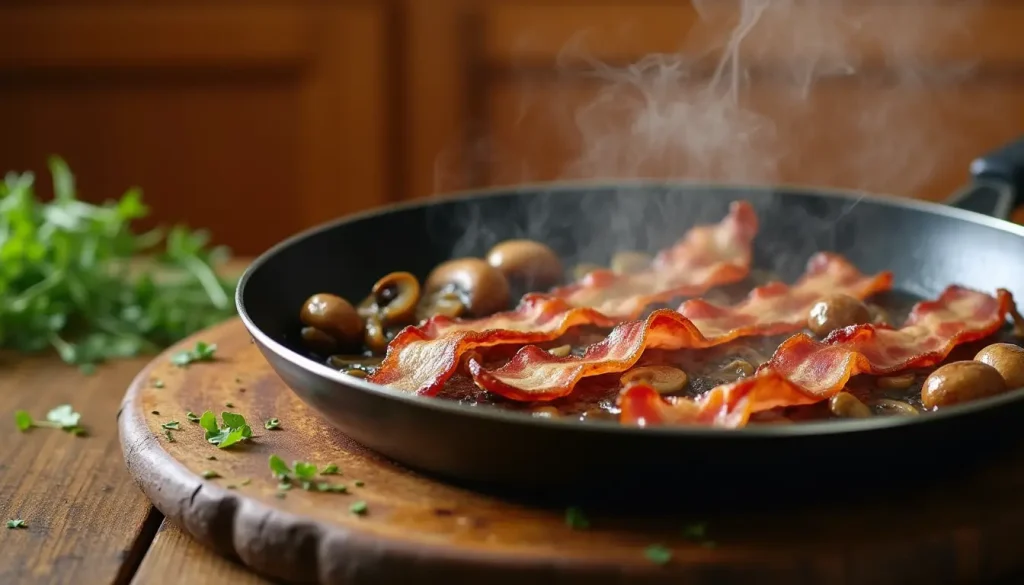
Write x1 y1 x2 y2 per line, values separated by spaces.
487 78 1024 202
0 4 389 256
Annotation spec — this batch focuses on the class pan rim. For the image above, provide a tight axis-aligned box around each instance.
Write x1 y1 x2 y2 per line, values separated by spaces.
236 179 1024 439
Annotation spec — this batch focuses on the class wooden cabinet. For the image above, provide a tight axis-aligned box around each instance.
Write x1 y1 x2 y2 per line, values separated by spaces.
406 0 1024 210
3 1 1024 256
0 2 391 255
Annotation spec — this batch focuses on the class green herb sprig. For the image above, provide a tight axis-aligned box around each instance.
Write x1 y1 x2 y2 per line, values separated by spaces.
199 411 252 449
14 405 84 435
0 157 237 368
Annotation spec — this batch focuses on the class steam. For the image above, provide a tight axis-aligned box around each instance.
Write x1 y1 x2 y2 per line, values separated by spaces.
437 0 983 268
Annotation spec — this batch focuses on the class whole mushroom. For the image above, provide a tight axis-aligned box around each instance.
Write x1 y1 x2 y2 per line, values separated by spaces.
486 239 563 291
299 293 363 352
422 258 511 318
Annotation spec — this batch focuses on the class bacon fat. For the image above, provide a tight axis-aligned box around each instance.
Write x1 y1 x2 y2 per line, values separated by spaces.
618 286 1016 428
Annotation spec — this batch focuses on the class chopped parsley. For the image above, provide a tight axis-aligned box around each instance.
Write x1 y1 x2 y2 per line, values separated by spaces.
268 455 347 494
224 402 233 408
644 544 672 565
199 411 252 449
349 501 368 515
264 418 281 430
354 480 364 487
171 341 217 367
186 411 200 423
163 429 175 442
206 455 217 461
14 405 85 435
565 506 589 530
151 410 160 415
320 464 339 475
201 470 220 479
6 519 26 529
161 421 180 430
153 379 165 389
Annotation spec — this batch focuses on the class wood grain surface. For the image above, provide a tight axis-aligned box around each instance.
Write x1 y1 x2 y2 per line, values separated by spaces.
118 317 1024 585
0 353 159 585
132 520 274 585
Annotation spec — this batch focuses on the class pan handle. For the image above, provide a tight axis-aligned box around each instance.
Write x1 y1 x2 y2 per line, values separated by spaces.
945 137 1024 220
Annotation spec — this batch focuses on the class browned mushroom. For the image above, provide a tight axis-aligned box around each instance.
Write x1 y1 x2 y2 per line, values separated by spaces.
921 360 1007 409
620 366 689 395
876 373 915 390
807 293 871 337
300 326 338 354
363 314 390 355
370 271 421 326
974 343 1024 389
423 258 510 318
610 251 653 274
299 293 364 351
870 399 920 417
829 391 872 418
486 239 563 291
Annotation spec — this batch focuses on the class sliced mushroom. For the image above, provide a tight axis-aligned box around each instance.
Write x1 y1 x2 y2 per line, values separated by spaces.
300 293 364 350
620 365 689 395
921 360 1007 409
876 373 915 390
974 343 1024 389
807 294 871 337
371 271 421 326
342 368 369 379
829 391 872 418
871 399 919 417
364 314 390 355
424 258 510 318
610 251 653 274
486 239 563 291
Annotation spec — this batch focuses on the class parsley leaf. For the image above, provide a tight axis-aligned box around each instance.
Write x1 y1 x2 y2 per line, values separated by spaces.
268 454 291 479
14 410 32 431
349 501 368 515
172 341 217 367
200 411 252 449
201 470 220 479
644 544 672 565
0 159 237 368
163 429 175 443
185 411 200 423
264 418 280 430
161 421 180 430
6 519 26 529
293 461 317 480
320 464 339 475
14 405 84 434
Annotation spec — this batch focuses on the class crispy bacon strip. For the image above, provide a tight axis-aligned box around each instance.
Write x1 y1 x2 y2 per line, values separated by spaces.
619 286 1016 428
549 201 759 318
370 202 758 394
469 253 893 401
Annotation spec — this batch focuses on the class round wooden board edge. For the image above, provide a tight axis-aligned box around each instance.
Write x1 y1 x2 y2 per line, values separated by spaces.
116 318 690 585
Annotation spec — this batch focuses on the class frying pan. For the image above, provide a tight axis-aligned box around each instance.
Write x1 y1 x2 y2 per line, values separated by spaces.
237 138 1024 506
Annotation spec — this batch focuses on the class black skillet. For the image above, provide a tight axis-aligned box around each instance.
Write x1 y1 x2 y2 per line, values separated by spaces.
237 138 1024 508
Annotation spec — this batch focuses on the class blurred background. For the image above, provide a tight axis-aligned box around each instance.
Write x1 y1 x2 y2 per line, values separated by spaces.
3 0 1024 257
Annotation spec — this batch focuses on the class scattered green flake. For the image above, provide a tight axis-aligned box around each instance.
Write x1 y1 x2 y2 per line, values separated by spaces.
201 470 220 479
225 402 233 408
268 455 291 479
153 379 165 389
354 480 364 487
200 410 252 449
14 410 33 431
277 482 292 491
565 506 589 530
6 519 26 529
172 341 218 367
327 484 348 494
320 464 339 475
151 410 160 416
206 455 217 461
239 478 252 486
644 544 672 565
349 501 368 515
163 429 175 443
186 411 200 423
161 421 180 430
264 418 280 430
293 461 317 480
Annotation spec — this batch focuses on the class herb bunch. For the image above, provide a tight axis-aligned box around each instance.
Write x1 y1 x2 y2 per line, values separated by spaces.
0 157 237 368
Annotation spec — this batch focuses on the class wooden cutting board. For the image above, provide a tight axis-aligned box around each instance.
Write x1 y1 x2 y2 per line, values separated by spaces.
118 318 1024 585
